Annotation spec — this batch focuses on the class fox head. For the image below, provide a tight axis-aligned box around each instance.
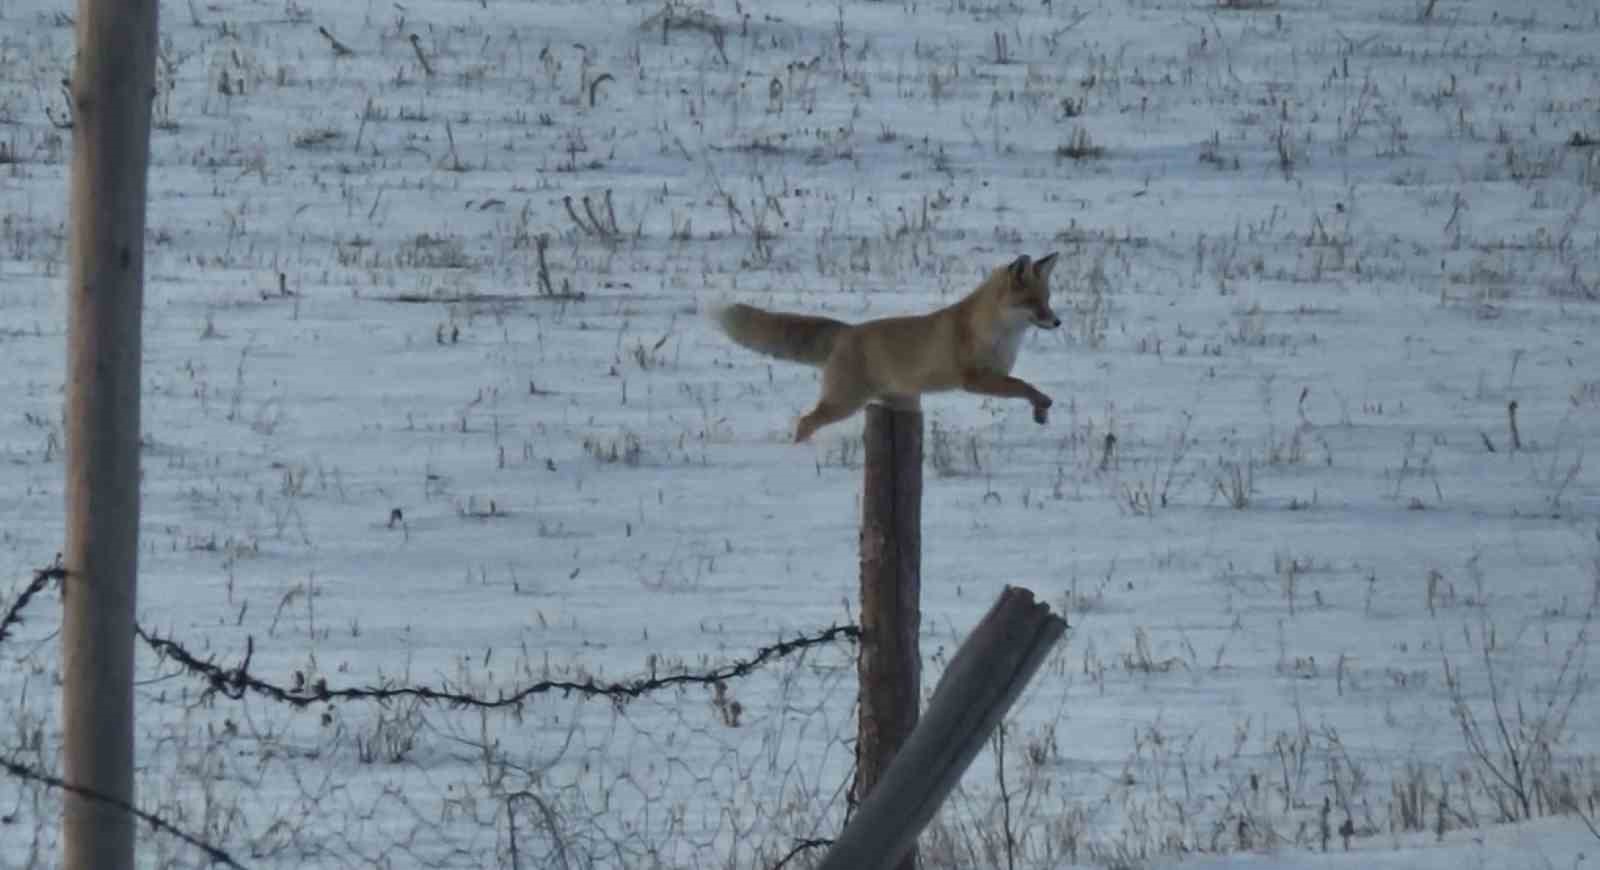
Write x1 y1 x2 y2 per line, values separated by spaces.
1005 252 1062 329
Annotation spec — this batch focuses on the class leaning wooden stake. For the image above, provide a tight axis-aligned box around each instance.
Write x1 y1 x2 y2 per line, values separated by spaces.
63 1 159 868
821 587 1068 870
856 404 923 870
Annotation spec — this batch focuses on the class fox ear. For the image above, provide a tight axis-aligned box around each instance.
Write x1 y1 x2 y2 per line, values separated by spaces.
1033 252 1059 281
1007 254 1031 280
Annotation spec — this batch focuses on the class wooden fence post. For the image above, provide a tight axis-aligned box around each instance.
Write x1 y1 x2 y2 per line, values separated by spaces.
821 587 1068 870
856 403 923 870
62 1 159 868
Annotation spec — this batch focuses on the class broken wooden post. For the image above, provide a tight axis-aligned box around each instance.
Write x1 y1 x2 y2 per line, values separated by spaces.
856 403 923 870
821 586 1068 870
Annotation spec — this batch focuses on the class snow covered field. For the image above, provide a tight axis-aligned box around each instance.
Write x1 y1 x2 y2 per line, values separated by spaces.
3 0 1600 866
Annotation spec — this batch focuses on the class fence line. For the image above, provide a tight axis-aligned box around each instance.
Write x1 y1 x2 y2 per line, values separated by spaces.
136 621 859 709
6 560 858 711
3 559 862 867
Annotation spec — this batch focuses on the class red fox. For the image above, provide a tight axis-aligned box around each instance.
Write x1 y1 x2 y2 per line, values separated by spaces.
715 253 1062 442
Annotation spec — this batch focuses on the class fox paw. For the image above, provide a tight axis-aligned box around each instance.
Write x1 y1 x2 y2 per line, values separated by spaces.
1032 402 1051 425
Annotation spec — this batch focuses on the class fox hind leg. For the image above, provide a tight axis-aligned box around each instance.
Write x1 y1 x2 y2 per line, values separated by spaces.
795 396 867 442
795 359 873 442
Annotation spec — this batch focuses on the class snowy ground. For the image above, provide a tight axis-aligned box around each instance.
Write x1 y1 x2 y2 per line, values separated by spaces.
3 0 1600 866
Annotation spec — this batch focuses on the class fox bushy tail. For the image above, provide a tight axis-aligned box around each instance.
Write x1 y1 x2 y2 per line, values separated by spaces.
713 303 848 366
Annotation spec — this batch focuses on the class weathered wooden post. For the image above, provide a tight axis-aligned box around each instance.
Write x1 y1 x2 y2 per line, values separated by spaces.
856 403 923 870
62 1 159 867
822 587 1068 870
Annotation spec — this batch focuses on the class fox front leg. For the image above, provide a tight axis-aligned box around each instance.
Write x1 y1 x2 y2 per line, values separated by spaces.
1002 375 1053 424
1032 391 1053 424
961 370 1053 425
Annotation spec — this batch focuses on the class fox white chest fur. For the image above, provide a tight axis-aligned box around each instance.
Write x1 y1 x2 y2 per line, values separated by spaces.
988 312 1031 373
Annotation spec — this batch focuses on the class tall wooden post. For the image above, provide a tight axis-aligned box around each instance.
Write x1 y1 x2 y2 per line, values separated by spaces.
63 1 159 868
856 404 923 870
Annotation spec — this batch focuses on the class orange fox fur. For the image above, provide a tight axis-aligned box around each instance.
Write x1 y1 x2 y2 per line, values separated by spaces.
715 253 1062 442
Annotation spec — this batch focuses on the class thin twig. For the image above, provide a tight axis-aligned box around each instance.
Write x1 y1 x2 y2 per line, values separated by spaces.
506 790 571 870
603 188 620 236
587 72 613 107
317 25 354 57
581 195 611 240
442 119 463 171
505 794 523 870
408 34 434 77
995 724 1016 870
562 195 595 235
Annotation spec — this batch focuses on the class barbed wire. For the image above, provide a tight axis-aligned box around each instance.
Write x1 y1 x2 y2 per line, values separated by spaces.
0 752 247 869
2 561 235 866
5 560 857 711
136 621 859 709
0 556 63 646
3 559 860 867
